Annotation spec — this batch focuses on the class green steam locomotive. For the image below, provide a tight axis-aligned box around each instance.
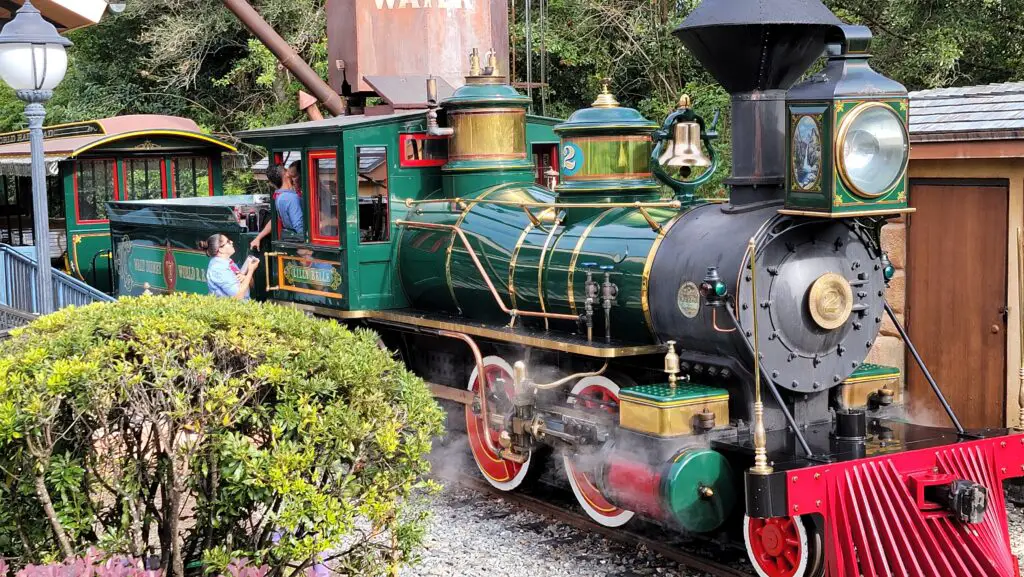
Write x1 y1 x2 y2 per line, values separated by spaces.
107 1 1024 575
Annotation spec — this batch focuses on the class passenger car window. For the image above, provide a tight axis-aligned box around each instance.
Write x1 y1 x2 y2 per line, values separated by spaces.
75 159 117 223
124 158 164 200
173 157 211 198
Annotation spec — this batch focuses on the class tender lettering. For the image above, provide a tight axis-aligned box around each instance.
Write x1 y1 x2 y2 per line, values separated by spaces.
133 258 163 275
176 264 207 283
285 263 336 286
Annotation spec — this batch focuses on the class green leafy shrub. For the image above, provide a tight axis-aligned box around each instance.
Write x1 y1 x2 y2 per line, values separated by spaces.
0 295 443 576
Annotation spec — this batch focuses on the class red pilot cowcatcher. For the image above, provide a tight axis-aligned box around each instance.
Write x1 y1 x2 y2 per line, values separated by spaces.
781 433 1024 577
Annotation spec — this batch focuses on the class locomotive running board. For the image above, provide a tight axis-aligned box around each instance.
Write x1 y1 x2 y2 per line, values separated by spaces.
282 302 667 358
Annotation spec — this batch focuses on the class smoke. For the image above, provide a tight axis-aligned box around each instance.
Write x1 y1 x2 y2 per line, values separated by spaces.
902 398 958 429
426 401 477 482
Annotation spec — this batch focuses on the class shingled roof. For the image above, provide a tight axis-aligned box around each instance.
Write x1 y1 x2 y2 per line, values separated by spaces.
909 82 1024 142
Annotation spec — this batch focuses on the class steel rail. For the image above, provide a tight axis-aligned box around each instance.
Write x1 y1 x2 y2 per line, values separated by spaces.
395 220 580 324
450 472 752 577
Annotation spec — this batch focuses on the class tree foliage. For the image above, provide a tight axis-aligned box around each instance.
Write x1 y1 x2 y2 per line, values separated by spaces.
830 0 1024 90
0 0 1016 194
0 0 326 142
509 0 1024 194
0 295 443 576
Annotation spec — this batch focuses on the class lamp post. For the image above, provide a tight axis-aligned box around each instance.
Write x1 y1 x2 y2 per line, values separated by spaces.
0 0 71 314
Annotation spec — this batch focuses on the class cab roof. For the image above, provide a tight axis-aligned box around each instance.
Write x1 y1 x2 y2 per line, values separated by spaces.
236 110 562 147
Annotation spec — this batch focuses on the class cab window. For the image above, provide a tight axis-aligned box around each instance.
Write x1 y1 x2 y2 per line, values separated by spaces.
308 150 339 245
74 159 118 223
532 143 558 186
399 133 448 167
356 146 389 243
269 150 302 240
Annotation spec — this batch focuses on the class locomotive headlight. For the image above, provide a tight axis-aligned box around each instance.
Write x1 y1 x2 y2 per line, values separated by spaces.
837 103 908 198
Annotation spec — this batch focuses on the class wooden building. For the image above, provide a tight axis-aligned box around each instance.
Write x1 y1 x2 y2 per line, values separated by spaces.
876 82 1024 428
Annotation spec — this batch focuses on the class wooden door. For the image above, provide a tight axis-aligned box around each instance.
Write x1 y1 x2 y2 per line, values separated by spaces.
906 180 1008 429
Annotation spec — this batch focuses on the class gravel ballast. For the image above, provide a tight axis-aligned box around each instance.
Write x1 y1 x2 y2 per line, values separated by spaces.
400 483 718 577
403 477 1024 577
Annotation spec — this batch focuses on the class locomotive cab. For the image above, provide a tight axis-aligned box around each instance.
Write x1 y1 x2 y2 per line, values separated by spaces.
236 107 561 314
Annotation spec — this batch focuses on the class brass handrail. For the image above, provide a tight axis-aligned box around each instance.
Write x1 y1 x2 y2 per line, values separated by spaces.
636 206 663 233
1017 228 1024 429
748 237 772 476
262 251 282 291
405 197 682 210
537 213 564 330
396 220 581 324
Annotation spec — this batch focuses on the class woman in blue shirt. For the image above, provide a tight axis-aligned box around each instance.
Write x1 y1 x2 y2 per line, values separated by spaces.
203 233 259 300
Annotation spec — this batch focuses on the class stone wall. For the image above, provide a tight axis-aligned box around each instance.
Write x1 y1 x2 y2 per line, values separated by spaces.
867 215 906 390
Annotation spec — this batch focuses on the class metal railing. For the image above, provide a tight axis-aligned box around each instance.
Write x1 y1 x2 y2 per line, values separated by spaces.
0 243 114 319
0 303 36 338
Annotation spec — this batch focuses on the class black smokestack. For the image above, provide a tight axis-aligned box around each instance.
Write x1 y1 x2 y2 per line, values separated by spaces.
674 0 841 206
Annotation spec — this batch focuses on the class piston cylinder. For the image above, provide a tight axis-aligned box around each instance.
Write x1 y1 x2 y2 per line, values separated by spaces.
597 447 736 533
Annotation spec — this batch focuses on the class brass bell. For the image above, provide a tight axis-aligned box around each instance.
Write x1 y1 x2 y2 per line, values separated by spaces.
658 120 712 168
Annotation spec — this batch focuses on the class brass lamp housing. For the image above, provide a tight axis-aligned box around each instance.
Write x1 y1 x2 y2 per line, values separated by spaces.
779 25 913 219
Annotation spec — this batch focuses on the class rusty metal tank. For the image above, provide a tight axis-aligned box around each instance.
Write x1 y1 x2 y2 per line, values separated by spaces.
328 0 510 95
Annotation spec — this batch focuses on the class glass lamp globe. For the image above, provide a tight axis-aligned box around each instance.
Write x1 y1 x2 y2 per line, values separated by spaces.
0 43 67 91
0 0 72 92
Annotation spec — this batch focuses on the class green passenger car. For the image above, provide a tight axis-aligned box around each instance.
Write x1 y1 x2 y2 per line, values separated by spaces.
0 115 235 293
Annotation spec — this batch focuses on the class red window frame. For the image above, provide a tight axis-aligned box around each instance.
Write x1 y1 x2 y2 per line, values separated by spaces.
308 150 340 246
271 151 302 238
122 158 168 201
398 133 448 167
532 143 559 185
272 152 284 237
170 156 214 198
73 158 119 225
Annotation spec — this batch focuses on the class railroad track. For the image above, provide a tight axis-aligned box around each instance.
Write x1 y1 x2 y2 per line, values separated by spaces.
448 471 754 577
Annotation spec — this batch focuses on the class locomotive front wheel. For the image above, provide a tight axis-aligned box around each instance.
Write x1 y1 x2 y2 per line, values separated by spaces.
465 355 533 491
563 376 636 527
743 514 824 577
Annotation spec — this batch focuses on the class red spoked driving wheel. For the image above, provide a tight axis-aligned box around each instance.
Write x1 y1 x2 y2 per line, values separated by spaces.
744 515 823 577
465 355 532 491
563 376 635 527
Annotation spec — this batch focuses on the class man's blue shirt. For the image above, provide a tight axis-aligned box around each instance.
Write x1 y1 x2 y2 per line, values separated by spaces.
275 189 305 236
207 256 248 300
